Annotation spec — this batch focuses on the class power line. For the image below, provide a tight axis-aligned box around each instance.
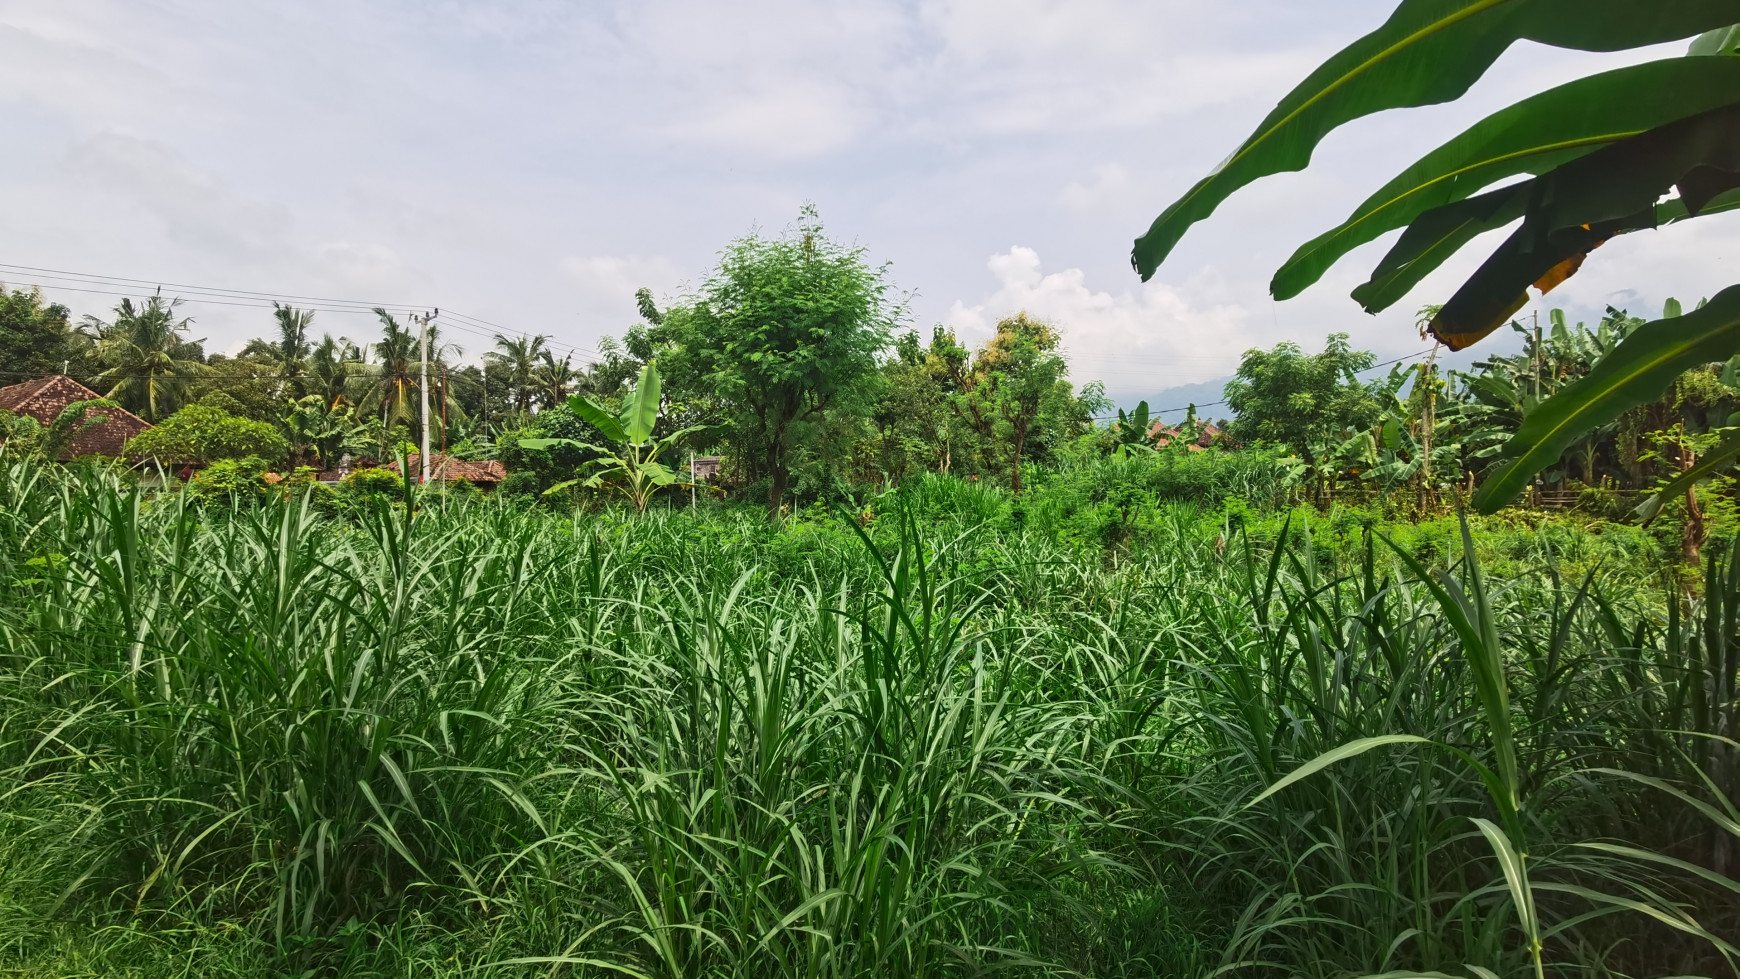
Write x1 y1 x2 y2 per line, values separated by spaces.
0 261 605 365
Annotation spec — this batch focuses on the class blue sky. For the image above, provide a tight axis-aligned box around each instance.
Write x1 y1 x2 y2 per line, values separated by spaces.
2 1 1734 404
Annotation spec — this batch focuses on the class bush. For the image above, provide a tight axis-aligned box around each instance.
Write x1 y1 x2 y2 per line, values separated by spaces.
127 405 289 466
188 456 271 502
499 469 540 499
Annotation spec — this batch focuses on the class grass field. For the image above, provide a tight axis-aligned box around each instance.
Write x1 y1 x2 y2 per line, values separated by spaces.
1 456 1736 978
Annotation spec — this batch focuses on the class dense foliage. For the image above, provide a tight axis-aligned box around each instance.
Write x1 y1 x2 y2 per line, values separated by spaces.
1 456 1736 979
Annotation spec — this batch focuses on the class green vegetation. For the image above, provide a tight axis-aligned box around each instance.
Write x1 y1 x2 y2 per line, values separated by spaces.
1134 9 1740 511
1 453 1737 978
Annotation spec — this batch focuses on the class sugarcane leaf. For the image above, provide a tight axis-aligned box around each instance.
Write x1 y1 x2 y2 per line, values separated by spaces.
1277 56 1740 300
622 363 662 445
1129 0 1740 280
565 395 627 443
1246 735 1430 808
1474 286 1740 511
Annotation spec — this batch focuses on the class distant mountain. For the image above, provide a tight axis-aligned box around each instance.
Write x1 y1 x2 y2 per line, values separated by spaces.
1122 377 1234 425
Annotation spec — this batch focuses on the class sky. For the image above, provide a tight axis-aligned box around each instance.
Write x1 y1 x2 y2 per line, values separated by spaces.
2 1 1736 407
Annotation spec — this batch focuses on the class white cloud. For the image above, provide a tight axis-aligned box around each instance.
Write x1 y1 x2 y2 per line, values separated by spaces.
559 254 683 317
65 133 292 257
946 246 1252 395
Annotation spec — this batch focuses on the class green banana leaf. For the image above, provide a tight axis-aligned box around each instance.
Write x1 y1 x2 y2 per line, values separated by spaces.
622 362 661 445
1693 22 1740 53
565 395 627 443
1273 55 1740 301
517 437 616 456
1129 0 1740 280
1425 102 1740 348
1634 429 1740 523
1355 179 1740 318
1473 285 1740 512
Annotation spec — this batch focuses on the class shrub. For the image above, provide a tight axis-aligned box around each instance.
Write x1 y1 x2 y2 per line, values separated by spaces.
127 405 289 466
188 456 271 502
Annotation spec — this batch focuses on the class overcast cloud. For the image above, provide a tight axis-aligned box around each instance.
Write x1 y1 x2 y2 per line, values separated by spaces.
2 1 1735 403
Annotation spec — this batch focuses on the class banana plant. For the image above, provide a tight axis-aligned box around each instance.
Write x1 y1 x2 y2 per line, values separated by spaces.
517 363 704 513
1110 400 1156 457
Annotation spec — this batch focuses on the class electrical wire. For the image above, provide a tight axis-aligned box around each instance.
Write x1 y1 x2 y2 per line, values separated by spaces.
0 262 604 365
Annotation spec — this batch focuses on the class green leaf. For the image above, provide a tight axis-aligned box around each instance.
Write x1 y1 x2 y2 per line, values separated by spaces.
1635 429 1740 523
622 362 662 445
1129 0 1740 280
1471 817 1541 948
1246 734 1430 808
1474 286 1740 511
1274 55 1740 301
565 395 627 443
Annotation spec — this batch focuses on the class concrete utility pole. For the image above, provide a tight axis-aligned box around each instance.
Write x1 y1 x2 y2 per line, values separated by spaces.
414 309 438 485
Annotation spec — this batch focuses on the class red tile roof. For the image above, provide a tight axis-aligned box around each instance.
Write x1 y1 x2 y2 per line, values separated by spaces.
385 453 507 484
0 375 153 458
1148 420 1224 451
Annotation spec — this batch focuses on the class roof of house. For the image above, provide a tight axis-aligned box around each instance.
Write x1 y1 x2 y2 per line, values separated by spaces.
1148 420 1224 451
0 375 152 458
385 453 507 484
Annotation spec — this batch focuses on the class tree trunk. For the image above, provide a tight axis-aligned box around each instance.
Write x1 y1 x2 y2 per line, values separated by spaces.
1683 444 1705 566
765 420 790 520
1010 420 1027 495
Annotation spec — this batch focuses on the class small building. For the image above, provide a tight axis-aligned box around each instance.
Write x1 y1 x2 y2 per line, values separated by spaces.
385 453 508 488
0 375 152 458
1148 420 1225 452
690 456 723 481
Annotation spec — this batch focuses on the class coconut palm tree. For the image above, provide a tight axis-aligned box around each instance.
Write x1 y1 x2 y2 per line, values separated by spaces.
78 293 205 422
532 349 578 409
350 308 461 442
240 303 316 398
308 334 365 407
486 333 548 417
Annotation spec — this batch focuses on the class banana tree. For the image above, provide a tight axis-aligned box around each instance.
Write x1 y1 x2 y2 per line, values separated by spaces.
1110 400 1156 457
1132 4 1740 514
517 362 702 513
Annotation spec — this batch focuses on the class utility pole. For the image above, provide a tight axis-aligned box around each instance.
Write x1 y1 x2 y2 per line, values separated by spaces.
414 309 437 485
441 367 449 485
1532 309 1542 402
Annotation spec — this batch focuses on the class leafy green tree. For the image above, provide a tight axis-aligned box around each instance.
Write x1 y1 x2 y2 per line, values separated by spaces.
684 208 899 516
1224 333 1377 473
979 314 1070 494
79 294 206 422
126 404 289 466
0 286 78 380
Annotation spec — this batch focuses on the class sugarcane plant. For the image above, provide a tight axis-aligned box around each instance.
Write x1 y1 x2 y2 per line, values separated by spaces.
518 362 703 513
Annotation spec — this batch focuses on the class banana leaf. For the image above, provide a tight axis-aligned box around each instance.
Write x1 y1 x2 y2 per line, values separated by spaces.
1355 182 1740 319
1473 285 1740 511
622 362 661 445
1129 0 1740 280
564 395 627 443
1425 102 1740 348
1273 55 1740 301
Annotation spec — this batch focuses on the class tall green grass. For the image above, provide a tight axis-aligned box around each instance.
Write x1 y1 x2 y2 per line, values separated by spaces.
0 454 1736 977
